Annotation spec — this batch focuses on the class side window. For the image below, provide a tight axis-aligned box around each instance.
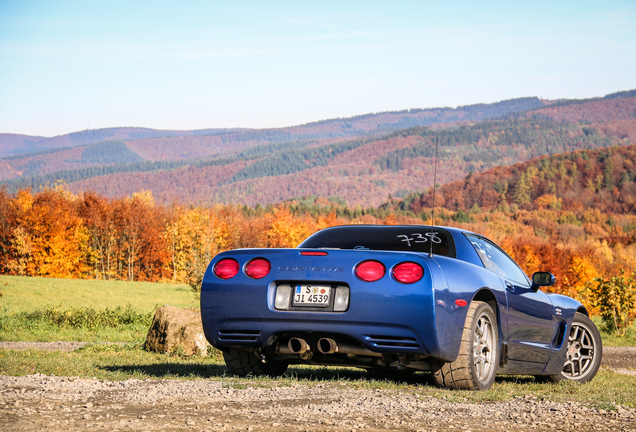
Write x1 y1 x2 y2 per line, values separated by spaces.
466 235 529 286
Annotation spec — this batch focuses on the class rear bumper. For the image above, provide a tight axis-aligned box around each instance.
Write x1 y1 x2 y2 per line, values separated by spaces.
204 315 427 354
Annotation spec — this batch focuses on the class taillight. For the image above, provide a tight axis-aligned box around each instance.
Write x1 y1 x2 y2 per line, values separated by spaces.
214 258 240 279
392 262 424 284
355 260 385 282
245 258 271 279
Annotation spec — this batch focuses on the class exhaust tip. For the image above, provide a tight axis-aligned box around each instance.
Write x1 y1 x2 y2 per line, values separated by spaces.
288 337 310 354
317 338 338 354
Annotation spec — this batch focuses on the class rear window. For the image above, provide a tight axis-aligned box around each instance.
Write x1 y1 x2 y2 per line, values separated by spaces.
299 225 456 258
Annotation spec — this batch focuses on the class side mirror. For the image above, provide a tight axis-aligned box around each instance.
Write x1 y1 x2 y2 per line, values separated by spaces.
531 272 556 291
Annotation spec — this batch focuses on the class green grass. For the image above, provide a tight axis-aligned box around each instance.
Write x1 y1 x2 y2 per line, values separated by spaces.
0 344 634 409
0 275 198 342
0 275 198 312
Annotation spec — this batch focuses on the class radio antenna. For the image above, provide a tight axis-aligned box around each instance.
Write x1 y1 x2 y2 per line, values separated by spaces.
429 136 439 258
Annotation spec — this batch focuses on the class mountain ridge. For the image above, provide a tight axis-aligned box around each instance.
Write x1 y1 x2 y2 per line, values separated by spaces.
2 91 635 207
1 96 549 159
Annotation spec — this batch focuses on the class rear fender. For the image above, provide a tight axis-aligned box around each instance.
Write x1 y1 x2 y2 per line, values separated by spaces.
431 256 507 362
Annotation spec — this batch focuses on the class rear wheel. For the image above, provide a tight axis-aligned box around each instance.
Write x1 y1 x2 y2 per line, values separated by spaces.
432 301 498 390
223 348 289 377
543 312 602 383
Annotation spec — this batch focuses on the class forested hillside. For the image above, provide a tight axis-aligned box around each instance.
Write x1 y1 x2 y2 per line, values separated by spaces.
0 96 547 159
61 103 636 207
1 91 635 207
0 96 548 185
392 144 636 216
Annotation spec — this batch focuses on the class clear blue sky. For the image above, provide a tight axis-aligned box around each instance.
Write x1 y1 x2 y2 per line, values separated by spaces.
1 0 635 137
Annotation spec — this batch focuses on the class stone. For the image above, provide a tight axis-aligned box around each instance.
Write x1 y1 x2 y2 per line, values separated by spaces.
144 305 209 356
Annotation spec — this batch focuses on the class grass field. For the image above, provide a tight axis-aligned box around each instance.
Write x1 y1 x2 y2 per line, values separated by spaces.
0 275 198 342
0 275 198 312
0 274 635 409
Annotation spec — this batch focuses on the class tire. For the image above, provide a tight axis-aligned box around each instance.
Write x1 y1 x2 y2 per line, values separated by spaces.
431 301 498 390
544 312 603 383
223 348 289 377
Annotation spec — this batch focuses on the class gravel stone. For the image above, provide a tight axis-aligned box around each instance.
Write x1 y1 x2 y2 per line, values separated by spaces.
1 345 635 431
0 373 635 431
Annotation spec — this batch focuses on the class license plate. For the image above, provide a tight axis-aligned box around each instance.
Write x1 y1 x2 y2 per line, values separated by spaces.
292 284 331 307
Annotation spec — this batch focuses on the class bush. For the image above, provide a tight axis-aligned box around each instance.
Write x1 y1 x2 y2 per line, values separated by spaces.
586 270 636 336
21 304 153 329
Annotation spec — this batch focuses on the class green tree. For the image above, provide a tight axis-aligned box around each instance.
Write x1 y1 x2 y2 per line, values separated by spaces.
586 270 636 336
513 171 532 205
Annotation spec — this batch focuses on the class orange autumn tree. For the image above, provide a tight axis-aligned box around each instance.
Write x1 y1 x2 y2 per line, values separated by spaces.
12 187 89 278
0 187 17 272
165 206 219 288
112 191 169 282
78 192 117 280
266 207 314 248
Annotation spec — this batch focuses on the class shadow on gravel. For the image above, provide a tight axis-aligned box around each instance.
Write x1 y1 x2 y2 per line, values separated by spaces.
494 375 540 385
96 363 544 388
98 363 440 385
98 360 538 386
100 363 228 378
274 367 437 386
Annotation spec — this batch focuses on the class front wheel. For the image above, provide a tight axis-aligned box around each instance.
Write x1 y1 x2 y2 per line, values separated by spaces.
544 312 602 383
431 301 498 390
223 348 289 377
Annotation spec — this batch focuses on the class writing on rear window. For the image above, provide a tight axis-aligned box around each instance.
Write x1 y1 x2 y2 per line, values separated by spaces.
397 232 441 247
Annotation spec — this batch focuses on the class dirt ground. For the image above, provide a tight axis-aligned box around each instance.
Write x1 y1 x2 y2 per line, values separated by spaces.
0 345 635 432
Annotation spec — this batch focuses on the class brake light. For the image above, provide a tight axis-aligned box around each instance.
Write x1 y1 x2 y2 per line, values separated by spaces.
301 251 328 256
355 260 385 282
214 258 240 279
245 258 271 279
392 262 424 284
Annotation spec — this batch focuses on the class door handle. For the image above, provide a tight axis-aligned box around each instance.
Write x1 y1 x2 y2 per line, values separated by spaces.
506 282 515 293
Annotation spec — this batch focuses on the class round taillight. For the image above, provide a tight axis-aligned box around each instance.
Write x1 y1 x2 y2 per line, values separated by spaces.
392 262 424 284
214 258 240 279
355 260 386 282
245 258 271 279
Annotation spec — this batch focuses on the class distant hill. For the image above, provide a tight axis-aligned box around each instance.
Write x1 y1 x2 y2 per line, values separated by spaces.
2 91 635 207
390 143 636 217
58 110 636 207
0 127 249 158
0 97 548 172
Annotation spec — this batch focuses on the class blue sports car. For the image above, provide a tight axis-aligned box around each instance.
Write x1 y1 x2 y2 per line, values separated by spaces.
200 225 602 390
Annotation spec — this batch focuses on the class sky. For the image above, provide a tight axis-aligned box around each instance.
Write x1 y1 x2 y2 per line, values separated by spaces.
0 0 635 137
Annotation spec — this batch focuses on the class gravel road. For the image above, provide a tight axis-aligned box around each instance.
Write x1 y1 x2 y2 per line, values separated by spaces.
1 344 635 431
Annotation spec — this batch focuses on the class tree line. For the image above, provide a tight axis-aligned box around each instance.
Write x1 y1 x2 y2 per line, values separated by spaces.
0 185 634 317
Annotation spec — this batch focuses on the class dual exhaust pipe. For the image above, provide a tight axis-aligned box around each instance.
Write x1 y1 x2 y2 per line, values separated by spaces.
280 337 338 355
278 337 379 357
